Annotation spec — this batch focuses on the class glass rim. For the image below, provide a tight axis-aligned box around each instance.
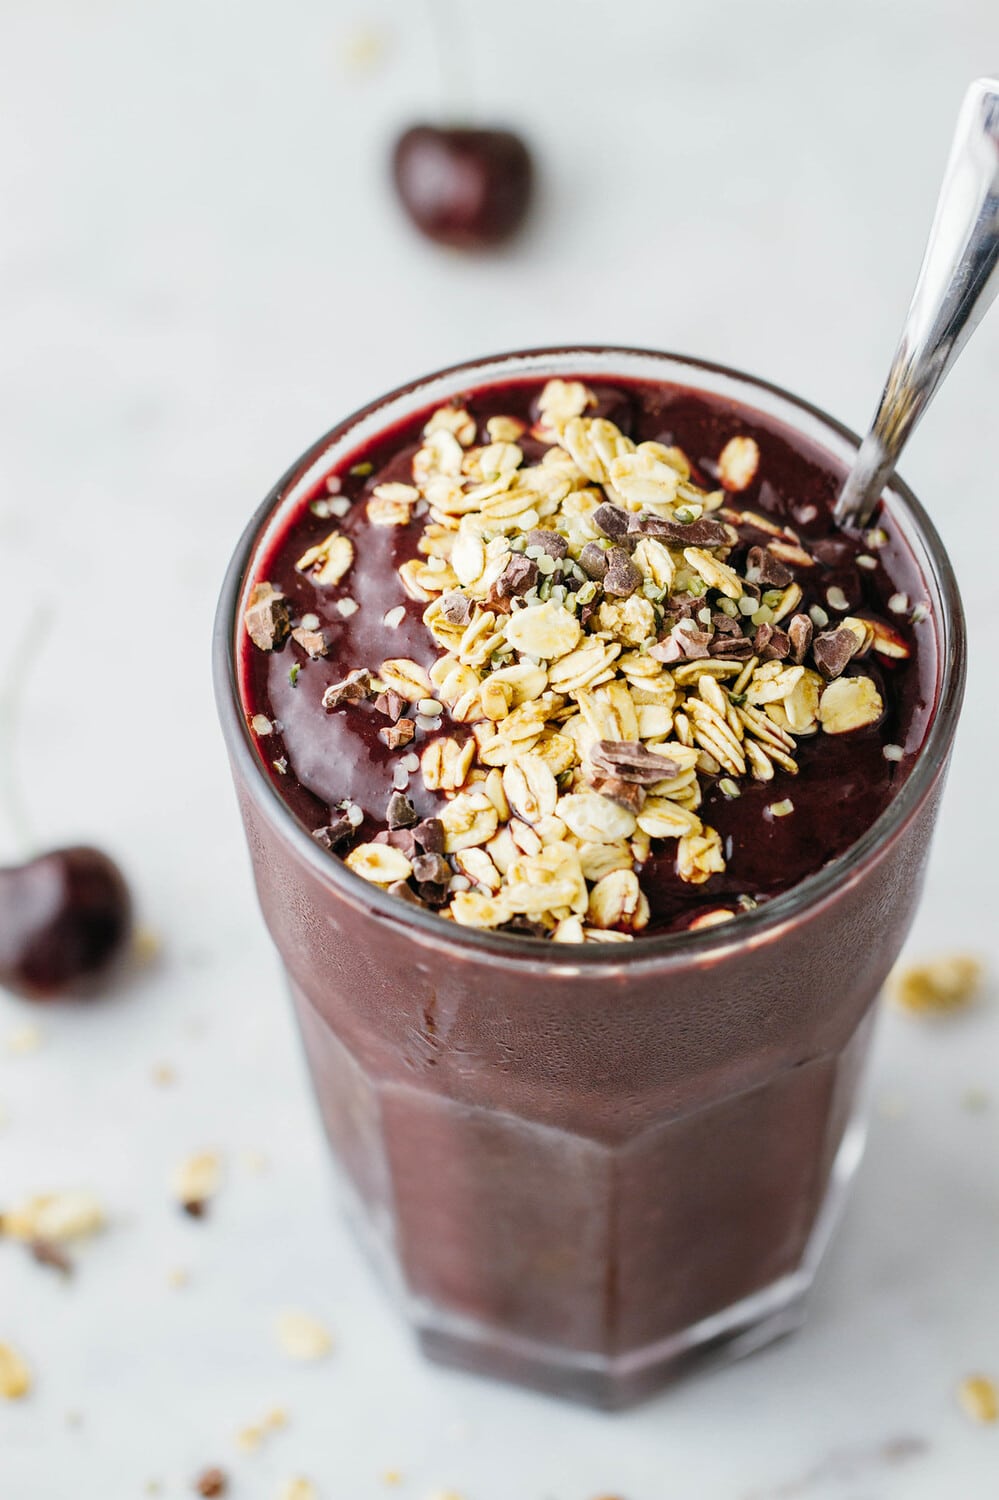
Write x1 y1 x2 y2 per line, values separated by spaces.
213 345 966 974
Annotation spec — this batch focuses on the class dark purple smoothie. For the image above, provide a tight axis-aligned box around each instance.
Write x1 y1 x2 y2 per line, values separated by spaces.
239 376 935 935
218 358 959 1405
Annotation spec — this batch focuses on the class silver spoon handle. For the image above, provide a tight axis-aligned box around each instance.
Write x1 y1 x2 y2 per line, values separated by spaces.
836 76 999 529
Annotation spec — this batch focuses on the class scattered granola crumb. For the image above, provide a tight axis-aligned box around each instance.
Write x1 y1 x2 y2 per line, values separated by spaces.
4 1024 42 1057
962 1087 990 1113
957 1374 998 1424
276 1481 318 1500
240 1148 270 1175
0 1341 31 1399
382 1472 404 1487
133 925 162 964
193 1467 228 1497
1 1190 104 1243
891 955 984 1015
170 1151 223 1216
274 1309 332 1361
29 1238 73 1275
151 1063 176 1087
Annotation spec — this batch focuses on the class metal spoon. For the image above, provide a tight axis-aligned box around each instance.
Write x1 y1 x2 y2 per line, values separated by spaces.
835 76 999 530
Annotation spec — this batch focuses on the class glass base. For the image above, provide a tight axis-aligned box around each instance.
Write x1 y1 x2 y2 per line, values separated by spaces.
415 1105 866 1407
338 1092 869 1409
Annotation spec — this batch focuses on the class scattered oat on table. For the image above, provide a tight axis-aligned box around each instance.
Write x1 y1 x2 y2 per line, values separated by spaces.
890 954 984 1014
276 1481 318 1500
958 1374 998 1424
1 1189 104 1243
4 1024 42 1057
170 1151 223 1216
274 1310 332 1361
0 1341 31 1400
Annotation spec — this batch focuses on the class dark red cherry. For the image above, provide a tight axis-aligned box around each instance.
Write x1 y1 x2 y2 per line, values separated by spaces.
391 125 533 249
0 846 132 1000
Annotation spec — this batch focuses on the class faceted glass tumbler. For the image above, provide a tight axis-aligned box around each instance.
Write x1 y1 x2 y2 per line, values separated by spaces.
214 348 965 1407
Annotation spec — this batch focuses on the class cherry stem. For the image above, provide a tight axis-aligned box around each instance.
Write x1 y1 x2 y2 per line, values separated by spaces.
424 0 470 124
0 608 47 858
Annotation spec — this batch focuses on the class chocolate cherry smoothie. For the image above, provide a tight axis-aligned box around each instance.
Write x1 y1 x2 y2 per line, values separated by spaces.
215 348 964 1406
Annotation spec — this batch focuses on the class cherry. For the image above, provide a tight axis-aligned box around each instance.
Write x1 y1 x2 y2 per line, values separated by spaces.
391 125 533 249
0 846 132 1001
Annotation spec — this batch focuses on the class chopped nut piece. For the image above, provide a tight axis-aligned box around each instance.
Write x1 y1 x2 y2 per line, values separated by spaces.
890 955 983 1015
274 1310 332 1361
295 531 354 586
0 1342 31 1400
381 718 416 749
244 583 291 651
322 668 371 709
291 627 327 659
717 435 760 491
421 736 475 792
957 1374 998 1424
817 674 883 734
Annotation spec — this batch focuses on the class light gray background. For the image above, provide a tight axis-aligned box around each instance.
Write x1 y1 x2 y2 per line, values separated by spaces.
1 2 997 1496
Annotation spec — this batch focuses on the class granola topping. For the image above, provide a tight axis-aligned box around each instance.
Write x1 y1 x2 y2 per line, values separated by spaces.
241 376 930 938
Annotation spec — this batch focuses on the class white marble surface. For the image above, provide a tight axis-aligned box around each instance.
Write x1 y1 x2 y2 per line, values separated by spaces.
1 1 998 1495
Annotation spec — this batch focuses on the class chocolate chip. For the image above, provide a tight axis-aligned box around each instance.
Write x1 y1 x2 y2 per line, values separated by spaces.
578 541 609 580
412 817 445 854
602 548 642 598
753 621 774 653
813 627 859 680
374 690 407 722
374 827 419 858
629 514 732 547
322 668 372 710
760 628 790 661
592 501 632 538
787 613 813 665
490 553 539 601
746 545 793 588
312 817 353 852
386 792 418 829
244 583 291 652
500 916 549 939
380 717 415 749
412 852 450 885
712 612 743 638
589 775 646 814
417 881 451 908
439 590 473 625
590 740 681 784
670 625 713 659
811 537 855 567
526 529 568 559
708 635 755 659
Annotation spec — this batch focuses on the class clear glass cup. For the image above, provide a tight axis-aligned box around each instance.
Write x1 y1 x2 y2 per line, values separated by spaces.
213 348 966 1407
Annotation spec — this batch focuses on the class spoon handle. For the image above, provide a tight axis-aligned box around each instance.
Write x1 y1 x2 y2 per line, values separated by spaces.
835 76 999 529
